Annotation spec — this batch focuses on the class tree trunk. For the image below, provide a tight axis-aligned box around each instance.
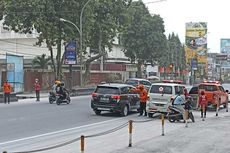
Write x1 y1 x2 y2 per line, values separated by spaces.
56 24 62 80
136 61 142 78
82 24 103 85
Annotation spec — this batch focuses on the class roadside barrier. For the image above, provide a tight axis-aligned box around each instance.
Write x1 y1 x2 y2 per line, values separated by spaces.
161 114 165 136
128 120 133 147
4 118 154 153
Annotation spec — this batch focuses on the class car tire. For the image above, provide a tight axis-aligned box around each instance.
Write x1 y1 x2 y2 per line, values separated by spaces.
148 113 153 118
121 105 129 116
94 110 101 115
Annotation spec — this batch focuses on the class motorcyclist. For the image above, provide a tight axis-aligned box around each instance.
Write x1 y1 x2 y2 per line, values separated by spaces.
172 91 186 121
56 82 68 99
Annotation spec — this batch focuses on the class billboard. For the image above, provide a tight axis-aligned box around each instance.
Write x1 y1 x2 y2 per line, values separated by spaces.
220 39 230 53
6 53 24 92
185 22 208 65
64 41 77 65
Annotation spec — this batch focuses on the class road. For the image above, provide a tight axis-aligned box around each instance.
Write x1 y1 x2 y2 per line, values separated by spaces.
0 96 230 153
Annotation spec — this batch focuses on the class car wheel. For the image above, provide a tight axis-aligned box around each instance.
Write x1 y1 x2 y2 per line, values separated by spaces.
148 113 153 118
121 105 129 116
94 110 101 115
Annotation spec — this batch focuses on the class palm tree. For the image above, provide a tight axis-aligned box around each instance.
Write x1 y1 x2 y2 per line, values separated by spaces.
32 54 51 72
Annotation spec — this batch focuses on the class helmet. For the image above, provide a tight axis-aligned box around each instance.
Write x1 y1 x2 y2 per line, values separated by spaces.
35 78 39 81
138 84 144 90
55 80 61 84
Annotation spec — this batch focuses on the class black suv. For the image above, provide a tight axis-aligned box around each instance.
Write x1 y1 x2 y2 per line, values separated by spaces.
91 83 140 116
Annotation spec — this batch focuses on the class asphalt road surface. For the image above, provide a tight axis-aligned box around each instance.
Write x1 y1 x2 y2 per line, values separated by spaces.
1 96 230 153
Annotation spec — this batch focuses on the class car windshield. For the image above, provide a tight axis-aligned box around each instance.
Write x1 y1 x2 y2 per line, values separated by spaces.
95 86 120 94
199 85 218 91
149 85 172 94
189 86 198 94
125 80 138 86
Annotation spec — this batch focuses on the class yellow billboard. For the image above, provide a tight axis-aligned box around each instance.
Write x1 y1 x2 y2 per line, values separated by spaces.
185 22 208 65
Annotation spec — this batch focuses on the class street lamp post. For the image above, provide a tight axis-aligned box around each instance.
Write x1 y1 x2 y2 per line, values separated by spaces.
60 0 93 87
79 0 93 86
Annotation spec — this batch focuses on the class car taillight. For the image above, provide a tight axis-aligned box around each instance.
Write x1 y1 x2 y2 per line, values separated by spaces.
112 95 120 100
92 92 97 97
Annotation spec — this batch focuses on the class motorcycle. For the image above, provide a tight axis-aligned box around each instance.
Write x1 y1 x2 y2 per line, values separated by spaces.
168 96 195 123
56 92 71 105
49 92 56 104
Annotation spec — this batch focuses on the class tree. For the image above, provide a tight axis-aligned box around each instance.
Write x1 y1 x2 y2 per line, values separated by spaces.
121 1 168 78
168 33 186 79
1 0 131 85
32 54 51 72
82 0 131 85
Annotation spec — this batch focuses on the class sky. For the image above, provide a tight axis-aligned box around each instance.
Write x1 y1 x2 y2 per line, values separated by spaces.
143 0 230 53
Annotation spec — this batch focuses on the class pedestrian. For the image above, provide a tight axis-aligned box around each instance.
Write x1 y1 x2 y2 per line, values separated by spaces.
34 78 41 102
131 84 148 116
198 90 208 121
2 80 11 104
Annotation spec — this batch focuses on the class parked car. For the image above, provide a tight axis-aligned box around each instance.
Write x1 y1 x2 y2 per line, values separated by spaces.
146 82 185 117
189 81 229 108
91 83 140 116
125 78 152 91
198 81 228 107
188 85 199 108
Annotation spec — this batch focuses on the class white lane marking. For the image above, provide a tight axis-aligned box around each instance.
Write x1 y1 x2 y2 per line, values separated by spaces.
0 118 122 145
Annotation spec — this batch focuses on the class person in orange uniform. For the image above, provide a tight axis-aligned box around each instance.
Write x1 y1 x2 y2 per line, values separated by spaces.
34 78 41 101
2 80 11 104
198 90 208 121
131 84 148 116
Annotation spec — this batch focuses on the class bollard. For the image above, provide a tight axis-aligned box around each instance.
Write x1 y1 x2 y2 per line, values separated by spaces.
81 135 85 153
128 120 133 147
226 102 228 112
161 114 164 136
185 110 188 127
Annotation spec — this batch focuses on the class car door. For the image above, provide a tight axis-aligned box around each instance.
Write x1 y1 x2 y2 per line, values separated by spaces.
127 86 140 109
219 86 227 104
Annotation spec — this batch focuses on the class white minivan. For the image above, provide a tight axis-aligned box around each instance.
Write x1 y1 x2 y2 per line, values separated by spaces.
146 83 185 117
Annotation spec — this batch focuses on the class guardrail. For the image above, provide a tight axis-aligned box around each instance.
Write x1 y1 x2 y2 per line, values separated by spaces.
2 118 156 153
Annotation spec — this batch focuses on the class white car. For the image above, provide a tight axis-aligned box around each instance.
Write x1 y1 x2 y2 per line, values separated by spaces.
146 83 185 117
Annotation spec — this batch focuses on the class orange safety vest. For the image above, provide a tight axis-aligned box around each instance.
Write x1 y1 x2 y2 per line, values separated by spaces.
132 88 148 103
3 82 11 93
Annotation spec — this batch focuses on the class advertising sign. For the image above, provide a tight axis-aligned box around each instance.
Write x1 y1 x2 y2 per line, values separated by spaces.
191 58 198 70
6 53 24 92
185 22 208 65
220 39 230 53
64 41 77 65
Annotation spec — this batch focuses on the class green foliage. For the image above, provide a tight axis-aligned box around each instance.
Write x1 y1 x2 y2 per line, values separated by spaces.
121 1 168 70
168 33 186 70
32 54 51 71
2 0 131 84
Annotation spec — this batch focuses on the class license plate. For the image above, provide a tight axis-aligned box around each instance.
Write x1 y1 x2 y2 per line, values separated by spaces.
100 97 109 101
